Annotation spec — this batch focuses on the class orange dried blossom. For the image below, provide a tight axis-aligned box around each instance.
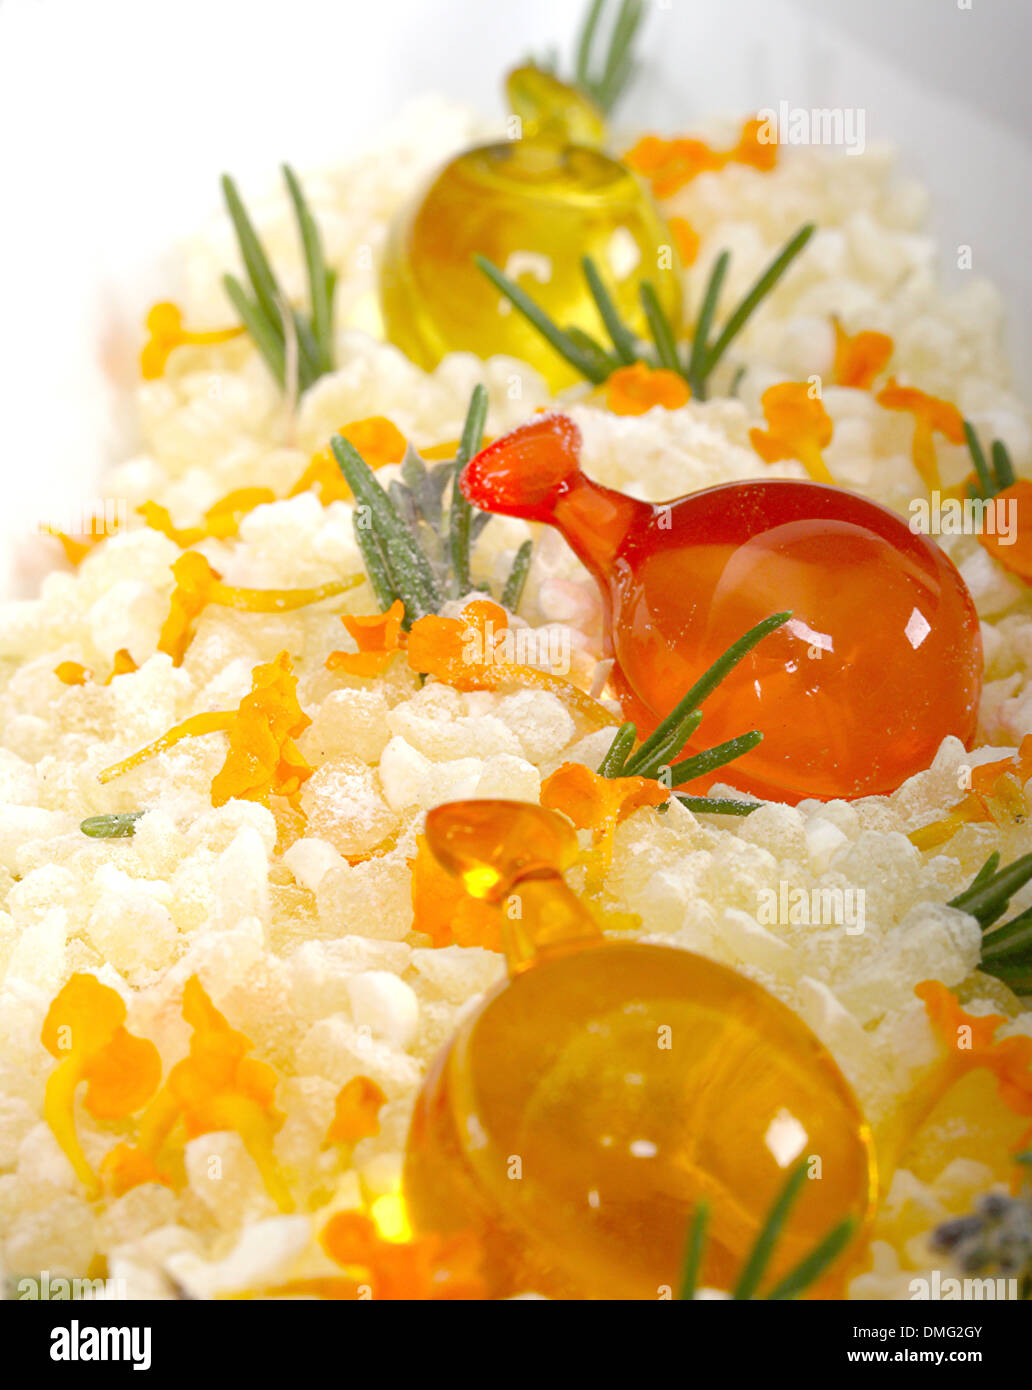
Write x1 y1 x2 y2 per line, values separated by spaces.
290 417 408 504
914 980 1032 1143
325 1076 387 1149
605 362 691 416
41 974 162 1198
410 834 504 952
876 378 965 491
407 600 613 727
831 317 893 390
624 117 777 197
541 761 669 874
326 598 405 677
977 479 1032 583
750 381 835 484
140 302 245 380
668 215 700 267
321 1211 485 1300
113 976 293 1212
157 549 359 665
50 516 121 567
99 650 313 809
910 736 1032 851
139 487 276 548
55 649 137 687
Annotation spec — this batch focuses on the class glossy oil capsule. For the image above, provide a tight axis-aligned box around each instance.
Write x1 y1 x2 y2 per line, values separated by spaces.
379 139 681 390
403 800 876 1299
459 414 984 803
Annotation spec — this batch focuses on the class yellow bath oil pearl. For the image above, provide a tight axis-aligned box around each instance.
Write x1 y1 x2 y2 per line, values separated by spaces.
379 139 682 390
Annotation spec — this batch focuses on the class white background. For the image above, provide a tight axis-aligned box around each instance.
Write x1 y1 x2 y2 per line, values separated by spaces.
1 0 1030 595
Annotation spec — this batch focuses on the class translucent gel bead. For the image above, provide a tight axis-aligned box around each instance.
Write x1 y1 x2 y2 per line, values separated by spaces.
379 141 682 390
403 801 876 1300
460 415 984 803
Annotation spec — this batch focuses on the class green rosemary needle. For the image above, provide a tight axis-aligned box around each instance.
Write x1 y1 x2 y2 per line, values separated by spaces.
332 387 529 623
595 612 789 817
221 168 336 394
573 0 644 113
964 420 1017 500
949 852 1032 993
448 384 490 597
677 1159 855 1299
475 225 816 400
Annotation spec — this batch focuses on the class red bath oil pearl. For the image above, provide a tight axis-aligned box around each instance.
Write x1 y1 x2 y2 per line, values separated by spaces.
460 414 983 803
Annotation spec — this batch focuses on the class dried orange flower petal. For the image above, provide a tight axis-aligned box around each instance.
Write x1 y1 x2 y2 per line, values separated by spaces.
750 381 835 483
668 216 700 267
606 362 691 416
157 550 359 665
41 974 162 1198
410 834 504 952
876 378 965 491
832 317 893 390
325 1076 387 1147
916 980 1032 1138
140 301 245 380
407 602 612 727
291 417 408 504
624 117 776 197
910 735 1032 849
977 480 1032 584
327 599 406 677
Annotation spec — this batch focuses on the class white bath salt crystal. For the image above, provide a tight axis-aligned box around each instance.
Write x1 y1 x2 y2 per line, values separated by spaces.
87 880 177 976
129 810 184 878
87 579 165 664
379 735 432 811
185 799 279 858
213 826 270 931
4 1194 97 1277
283 837 343 893
183 1132 269 1226
839 903 980 1024
164 1215 312 1298
959 545 1024 616
287 940 363 1019
475 754 541 803
804 816 849 874
94 1184 179 1252
493 690 576 764
176 917 267 1002
719 908 796 976
932 1159 996 1211
345 971 420 1050
0 1095 36 1168
295 1015 422 1093
304 687 393 763
316 857 412 941
299 755 397 857
6 907 68 993
0 749 39 805
0 805 68 874
415 757 485 810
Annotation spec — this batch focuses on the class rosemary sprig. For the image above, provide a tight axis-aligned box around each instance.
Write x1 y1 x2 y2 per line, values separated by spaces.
81 811 144 839
221 168 336 394
475 224 815 400
678 1159 856 1299
331 388 530 625
475 255 609 384
573 0 644 113
964 421 1017 500
595 612 790 816
448 385 490 597
500 539 534 612
949 852 1032 993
